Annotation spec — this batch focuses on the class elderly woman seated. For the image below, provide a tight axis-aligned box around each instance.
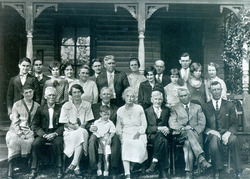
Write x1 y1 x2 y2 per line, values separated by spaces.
6 84 40 179
59 84 94 178
116 87 148 179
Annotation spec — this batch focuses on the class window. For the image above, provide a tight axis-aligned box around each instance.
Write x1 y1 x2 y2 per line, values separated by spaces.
61 27 90 71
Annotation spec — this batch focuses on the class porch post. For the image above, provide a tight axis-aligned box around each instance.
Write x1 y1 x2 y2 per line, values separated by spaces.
242 42 249 94
138 2 146 73
25 2 34 61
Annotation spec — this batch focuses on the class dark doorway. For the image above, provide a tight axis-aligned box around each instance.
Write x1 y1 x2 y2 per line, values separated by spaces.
161 19 204 74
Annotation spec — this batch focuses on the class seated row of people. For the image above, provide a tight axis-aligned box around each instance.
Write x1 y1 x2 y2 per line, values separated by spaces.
6 81 242 179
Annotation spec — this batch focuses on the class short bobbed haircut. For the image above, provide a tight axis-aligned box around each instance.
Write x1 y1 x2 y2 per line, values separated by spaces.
48 61 61 74
69 84 84 95
169 68 180 76
21 84 34 93
129 58 140 68
100 105 111 113
144 66 156 77
190 62 202 74
207 62 219 73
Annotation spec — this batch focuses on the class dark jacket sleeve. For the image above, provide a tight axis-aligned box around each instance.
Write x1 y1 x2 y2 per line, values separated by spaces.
7 78 14 115
32 107 46 137
228 102 239 134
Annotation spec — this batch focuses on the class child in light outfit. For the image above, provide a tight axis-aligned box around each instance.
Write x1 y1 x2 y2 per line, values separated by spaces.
164 68 182 107
92 105 115 177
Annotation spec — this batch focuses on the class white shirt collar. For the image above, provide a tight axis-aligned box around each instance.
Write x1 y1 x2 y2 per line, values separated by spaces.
212 98 222 110
182 102 190 108
102 102 110 107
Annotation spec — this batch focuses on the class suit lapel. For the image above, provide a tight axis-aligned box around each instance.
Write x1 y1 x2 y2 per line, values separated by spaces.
53 104 59 127
114 70 119 84
149 106 157 125
43 104 50 128
14 75 23 91
217 100 226 120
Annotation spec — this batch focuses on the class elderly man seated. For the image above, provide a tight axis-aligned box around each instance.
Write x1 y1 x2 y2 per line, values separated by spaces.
145 90 171 179
29 86 64 179
169 87 211 179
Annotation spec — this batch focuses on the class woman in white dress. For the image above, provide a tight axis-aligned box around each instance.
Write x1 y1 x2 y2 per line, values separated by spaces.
69 65 98 104
59 84 94 178
116 87 148 179
204 62 227 102
127 58 147 103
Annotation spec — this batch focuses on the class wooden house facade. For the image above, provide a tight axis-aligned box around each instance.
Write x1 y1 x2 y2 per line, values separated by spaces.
0 1 250 159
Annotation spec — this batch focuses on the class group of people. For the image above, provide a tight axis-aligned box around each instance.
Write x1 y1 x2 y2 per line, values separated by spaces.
5 53 242 179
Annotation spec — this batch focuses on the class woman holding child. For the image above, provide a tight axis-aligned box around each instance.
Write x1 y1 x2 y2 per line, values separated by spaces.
116 87 148 179
59 84 94 178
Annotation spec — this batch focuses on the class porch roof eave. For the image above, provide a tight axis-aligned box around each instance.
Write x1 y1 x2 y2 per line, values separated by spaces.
0 0 248 5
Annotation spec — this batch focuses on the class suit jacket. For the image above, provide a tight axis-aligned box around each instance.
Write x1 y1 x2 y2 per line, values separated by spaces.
7 74 40 114
96 70 129 106
36 74 50 104
169 102 206 135
145 105 170 139
138 81 164 110
31 103 64 137
203 99 238 135
89 75 97 83
156 74 171 87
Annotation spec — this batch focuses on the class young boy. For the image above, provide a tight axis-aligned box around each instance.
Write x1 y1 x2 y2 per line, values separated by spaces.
164 68 182 107
92 105 116 177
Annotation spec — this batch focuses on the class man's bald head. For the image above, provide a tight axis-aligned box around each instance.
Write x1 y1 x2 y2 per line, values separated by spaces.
154 60 165 74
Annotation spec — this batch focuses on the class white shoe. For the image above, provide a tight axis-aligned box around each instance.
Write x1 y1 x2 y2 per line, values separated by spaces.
103 171 109 176
97 170 102 176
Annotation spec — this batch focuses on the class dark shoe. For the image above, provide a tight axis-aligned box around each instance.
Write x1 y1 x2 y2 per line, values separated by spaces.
28 169 37 179
65 164 76 174
185 171 193 179
215 172 220 179
161 169 169 179
199 156 212 171
125 174 131 179
235 170 242 179
57 168 63 179
74 169 83 178
145 162 157 174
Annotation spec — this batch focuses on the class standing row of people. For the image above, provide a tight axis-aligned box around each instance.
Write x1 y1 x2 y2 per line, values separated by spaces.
5 53 241 179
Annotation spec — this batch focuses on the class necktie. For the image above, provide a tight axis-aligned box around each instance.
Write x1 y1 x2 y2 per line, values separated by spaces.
157 75 161 83
185 105 189 116
156 108 161 118
216 101 219 110
108 73 115 98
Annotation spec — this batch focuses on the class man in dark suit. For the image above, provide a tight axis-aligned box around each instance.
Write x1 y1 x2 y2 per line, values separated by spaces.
169 87 211 179
203 81 242 179
29 86 64 179
179 53 192 86
33 58 50 103
7 57 40 118
96 55 129 107
87 87 120 179
89 58 102 82
154 60 171 87
145 91 171 179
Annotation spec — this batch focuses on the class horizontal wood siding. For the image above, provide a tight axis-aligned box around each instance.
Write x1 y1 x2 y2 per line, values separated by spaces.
203 17 225 79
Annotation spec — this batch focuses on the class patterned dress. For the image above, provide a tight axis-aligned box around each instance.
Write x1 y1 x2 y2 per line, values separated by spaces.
59 101 94 157
6 99 40 161
116 104 148 163
164 83 181 107
43 78 69 105
127 73 147 103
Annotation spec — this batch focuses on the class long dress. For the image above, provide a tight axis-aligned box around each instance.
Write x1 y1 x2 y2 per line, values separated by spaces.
187 78 206 107
6 99 40 162
42 78 69 105
69 79 98 104
59 100 94 157
127 73 147 103
116 104 148 163
204 76 227 102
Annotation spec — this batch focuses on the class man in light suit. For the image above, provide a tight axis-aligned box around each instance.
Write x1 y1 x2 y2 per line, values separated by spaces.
145 91 171 179
96 55 129 107
29 87 64 179
154 60 171 87
169 87 211 179
7 57 40 119
87 87 120 179
33 58 50 103
203 81 242 179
